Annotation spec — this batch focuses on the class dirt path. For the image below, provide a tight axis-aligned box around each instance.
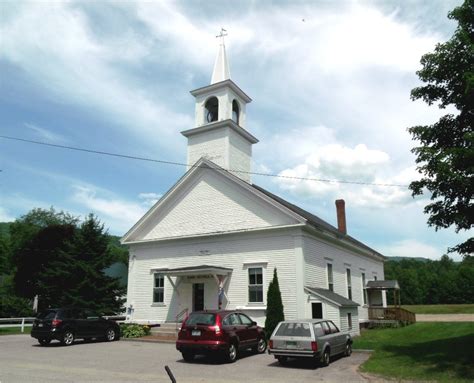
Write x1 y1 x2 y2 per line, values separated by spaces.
416 313 474 322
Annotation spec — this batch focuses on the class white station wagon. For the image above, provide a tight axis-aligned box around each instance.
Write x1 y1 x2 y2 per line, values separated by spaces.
268 319 352 366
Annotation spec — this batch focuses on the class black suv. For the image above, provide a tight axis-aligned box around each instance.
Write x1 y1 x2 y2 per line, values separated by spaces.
31 308 121 346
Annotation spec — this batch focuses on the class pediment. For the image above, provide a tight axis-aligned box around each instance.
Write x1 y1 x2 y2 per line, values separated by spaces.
122 160 304 243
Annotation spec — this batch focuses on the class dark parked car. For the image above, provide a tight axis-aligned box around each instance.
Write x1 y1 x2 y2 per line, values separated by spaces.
176 310 266 362
268 319 352 366
31 308 121 346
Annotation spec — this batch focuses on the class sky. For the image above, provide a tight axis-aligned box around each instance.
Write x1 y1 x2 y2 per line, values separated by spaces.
0 0 470 261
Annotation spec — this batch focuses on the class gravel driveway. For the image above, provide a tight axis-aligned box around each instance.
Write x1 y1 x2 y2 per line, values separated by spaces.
0 335 370 383
416 314 474 322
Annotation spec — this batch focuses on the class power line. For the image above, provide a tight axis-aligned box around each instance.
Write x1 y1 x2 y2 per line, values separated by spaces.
0 135 410 188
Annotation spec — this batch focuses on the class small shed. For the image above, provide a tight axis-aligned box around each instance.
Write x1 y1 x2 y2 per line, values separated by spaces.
305 286 360 335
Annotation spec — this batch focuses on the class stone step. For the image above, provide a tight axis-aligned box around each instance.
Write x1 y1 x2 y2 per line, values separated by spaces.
155 322 180 329
148 332 178 341
151 324 180 336
150 330 178 336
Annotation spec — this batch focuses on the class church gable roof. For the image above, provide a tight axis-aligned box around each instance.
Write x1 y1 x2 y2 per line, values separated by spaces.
121 159 304 244
251 184 384 258
122 159 384 259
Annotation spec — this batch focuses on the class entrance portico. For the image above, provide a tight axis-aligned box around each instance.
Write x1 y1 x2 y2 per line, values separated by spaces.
152 265 232 322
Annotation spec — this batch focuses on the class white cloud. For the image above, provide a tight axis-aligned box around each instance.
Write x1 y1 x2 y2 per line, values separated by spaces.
72 185 147 233
24 122 69 144
138 192 162 206
381 239 444 260
0 207 15 222
274 141 417 207
0 2 192 151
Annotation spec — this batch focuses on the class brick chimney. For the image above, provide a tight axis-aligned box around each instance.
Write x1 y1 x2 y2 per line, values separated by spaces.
335 199 347 235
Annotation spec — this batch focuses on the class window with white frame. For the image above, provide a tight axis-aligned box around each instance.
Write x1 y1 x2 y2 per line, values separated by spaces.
248 267 263 303
153 274 164 303
327 264 334 292
346 268 352 300
361 272 367 305
347 313 352 330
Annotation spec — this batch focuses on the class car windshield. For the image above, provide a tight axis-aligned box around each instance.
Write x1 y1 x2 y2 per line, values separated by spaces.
186 313 216 326
275 322 311 337
37 310 57 320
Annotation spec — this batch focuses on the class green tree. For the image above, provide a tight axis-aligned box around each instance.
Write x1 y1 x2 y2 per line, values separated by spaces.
13 224 75 302
0 222 34 317
9 208 78 256
408 0 474 258
264 268 284 338
10 209 125 314
60 214 125 313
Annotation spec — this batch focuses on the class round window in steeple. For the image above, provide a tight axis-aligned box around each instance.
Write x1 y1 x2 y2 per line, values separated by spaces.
232 99 240 125
205 97 219 123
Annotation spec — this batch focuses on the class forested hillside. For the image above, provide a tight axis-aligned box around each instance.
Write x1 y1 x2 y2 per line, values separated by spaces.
385 256 474 305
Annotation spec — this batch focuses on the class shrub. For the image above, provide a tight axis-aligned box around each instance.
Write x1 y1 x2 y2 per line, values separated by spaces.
264 268 284 339
120 323 151 338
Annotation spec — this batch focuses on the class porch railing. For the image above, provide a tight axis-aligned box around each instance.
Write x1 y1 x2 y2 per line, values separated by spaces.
368 307 416 324
175 308 189 331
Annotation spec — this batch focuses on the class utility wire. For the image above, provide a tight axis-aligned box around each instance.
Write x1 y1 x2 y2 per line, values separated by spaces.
0 135 409 188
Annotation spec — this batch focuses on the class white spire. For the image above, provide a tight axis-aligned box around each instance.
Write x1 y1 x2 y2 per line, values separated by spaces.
211 28 230 84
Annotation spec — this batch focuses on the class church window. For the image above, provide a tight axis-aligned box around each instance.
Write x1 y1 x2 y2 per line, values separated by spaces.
327 263 334 292
248 267 263 303
361 272 367 305
346 268 352 300
232 99 240 124
204 97 219 123
153 274 164 303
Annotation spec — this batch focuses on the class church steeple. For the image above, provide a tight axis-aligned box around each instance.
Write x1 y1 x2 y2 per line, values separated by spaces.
211 28 230 84
181 31 258 183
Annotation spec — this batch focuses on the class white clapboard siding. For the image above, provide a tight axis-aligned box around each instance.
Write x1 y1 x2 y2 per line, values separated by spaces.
127 231 299 326
339 307 360 336
303 234 384 324
187 128 228 170
228 128 252 182
138 169 297 241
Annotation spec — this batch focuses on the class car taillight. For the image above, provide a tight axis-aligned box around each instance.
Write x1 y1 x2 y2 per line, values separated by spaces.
311 341 318 352
51 319 62 327
269 340 273 349
179 315 188 332
214 314 222 335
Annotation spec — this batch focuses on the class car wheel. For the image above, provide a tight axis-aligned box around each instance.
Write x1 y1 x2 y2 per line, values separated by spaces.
105 327 117 342
61 331 75 346
227 342 238 363
38 339 51 346
254 338 267 354
182 352 194 362
277 356 288 365
344 342 352 357
320 348 330 366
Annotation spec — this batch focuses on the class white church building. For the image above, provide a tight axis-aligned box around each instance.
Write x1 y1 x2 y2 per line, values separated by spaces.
122 38 387 336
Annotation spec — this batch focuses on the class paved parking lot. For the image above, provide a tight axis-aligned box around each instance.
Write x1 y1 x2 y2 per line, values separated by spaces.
0 335 370 382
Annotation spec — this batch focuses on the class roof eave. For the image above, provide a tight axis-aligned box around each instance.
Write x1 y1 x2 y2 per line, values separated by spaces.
190 79 252 103
304 287 359 308
122 223 305 246
302 225 385 262
181 119 259 144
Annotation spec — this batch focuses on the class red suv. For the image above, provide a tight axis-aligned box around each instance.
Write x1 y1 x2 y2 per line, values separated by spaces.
176 310 267 363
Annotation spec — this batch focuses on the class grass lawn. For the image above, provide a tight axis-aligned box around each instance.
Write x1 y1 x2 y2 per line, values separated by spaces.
353 322 474 382
0 326 32 335
401 304 474 314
